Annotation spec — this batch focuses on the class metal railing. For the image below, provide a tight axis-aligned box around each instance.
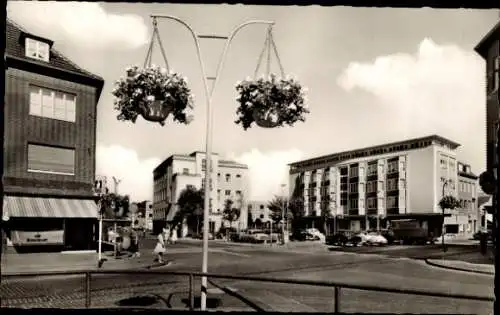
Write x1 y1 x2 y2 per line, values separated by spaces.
1 269 494 312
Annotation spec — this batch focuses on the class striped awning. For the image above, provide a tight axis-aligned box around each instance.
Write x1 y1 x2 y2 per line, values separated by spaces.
4 196 98 218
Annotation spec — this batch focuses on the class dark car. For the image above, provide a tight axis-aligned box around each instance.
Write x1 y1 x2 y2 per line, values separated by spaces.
380 229 396 245
325 233 349 246
290 230 308 241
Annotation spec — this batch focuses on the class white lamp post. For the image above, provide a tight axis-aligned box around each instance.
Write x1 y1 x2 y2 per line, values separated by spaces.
150 15 275 311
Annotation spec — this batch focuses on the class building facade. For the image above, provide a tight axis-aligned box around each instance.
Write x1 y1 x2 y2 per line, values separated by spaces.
454 162 479 239
247 201 273 228
475 20 499 236
2 20 104 252
475 20 500 175
152 152 249 236
288 135 473 236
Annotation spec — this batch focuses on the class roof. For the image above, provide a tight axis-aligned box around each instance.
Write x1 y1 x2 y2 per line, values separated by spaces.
5 18 104 82
475 20 500 59
288 134 460 167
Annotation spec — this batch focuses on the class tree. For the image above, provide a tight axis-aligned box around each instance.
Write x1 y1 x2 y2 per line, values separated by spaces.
439 195 461 211
174 186 204 233
320 197 334 235
267 196 289 224
99 193 131 219
222 199 241 229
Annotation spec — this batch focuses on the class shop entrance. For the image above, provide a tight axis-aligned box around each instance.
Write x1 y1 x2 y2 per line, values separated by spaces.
64 219 96 251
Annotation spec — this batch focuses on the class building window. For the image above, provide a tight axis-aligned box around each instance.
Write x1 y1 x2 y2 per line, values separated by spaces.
340 167 348 176
367 197 377 209
225 174 231 182
349 183 358 193
387 161 398 174
349 199 358 209
387 178 398 191
28 144 75 175
236 190 242 196
367 181 376 193
182 168 189 174
260 205 264 210
349 166 358 177
367 163 377 176
387 196 397 208
440 158 447 169
489 56 500 93
25 38 50 62
30 86 76 122
236 174 241 178
225 190 231 196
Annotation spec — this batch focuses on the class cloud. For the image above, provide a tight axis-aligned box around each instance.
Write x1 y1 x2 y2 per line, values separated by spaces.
7 2 149 51
337 38 485 171
227 149 304 201
96 145 161 202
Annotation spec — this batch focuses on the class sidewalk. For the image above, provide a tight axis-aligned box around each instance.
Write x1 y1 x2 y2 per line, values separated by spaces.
425 257 495 275
1 251 158 275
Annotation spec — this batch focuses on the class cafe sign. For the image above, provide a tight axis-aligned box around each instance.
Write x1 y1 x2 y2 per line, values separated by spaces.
11 230 64 246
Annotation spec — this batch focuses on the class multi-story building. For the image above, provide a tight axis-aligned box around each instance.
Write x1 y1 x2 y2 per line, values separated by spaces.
152 152 249 236
475 20 500 176
455 162 479 239
2 20 104 251
247 201 273 228
288 135 470 235
475 20 499 236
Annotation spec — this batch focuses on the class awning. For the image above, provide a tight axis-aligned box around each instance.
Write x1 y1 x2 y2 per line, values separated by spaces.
4 196 98 218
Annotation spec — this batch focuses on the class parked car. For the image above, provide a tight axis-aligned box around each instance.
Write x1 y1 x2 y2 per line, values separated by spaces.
325 233 349 246
306 228 325 242
380 229 396 245
365 232 388 246
290 229 308 241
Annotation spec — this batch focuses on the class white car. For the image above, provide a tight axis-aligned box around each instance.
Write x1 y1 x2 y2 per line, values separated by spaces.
365 232 388 246
306 228 326 242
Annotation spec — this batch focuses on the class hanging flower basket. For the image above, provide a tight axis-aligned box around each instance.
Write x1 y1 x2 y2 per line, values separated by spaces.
112 65 195 126
235 74 309 130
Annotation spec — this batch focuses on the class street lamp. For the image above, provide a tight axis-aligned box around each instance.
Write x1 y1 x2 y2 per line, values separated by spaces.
281 184 288 245
150 15 275 311
441 179 453 253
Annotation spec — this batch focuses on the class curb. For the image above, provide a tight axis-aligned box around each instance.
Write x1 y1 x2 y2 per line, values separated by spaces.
1 260 161 277
424 259 494 275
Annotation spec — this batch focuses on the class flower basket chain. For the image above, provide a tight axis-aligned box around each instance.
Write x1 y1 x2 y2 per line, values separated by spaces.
234 26 309 130
112 17 195 126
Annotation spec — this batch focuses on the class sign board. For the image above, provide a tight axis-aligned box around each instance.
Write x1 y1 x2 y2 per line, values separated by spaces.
11 230 64 246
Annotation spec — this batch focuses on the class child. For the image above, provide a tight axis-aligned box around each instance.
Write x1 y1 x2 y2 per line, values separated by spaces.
153 228 167 263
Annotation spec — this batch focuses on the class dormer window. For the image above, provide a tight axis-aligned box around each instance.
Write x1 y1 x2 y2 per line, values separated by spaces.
25 38 50 62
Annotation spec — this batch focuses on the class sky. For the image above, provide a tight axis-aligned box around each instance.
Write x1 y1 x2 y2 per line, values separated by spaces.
7 2 499 202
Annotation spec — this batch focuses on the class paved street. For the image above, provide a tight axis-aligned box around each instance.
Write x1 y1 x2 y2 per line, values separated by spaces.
1 239 494 313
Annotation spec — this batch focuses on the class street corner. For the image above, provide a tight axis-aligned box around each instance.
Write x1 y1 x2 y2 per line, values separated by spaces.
425 258 494 275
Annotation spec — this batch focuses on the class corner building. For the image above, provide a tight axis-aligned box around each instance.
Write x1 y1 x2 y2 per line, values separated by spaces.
288 135 475 236
3 20 104 251
152 152 249 236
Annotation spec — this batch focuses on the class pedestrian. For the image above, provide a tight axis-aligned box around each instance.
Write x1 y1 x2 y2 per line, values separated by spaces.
171 227 178 244
131 229 141 258
153 228 167 264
